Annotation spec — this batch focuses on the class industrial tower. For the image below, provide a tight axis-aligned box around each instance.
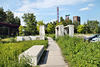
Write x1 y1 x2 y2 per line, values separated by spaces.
57 7 59 22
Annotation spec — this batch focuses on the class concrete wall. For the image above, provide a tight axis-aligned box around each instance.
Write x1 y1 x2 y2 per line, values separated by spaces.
55 25 64 38
68 25 74 37
55 25 74 38
17 36 40 41
40 25 45 40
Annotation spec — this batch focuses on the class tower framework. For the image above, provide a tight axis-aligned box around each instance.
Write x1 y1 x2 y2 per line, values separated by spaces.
57 7 59 22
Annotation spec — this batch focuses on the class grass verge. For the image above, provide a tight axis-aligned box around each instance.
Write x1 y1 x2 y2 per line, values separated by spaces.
55 35 100 67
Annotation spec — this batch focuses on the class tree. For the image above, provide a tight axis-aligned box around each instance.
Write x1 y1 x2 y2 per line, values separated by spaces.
14 16 20 25
56 21 63 26
22 13 37 35
37 20 44 34
60 17 64 22
83 23 89 33
73 21 80 33
6 10 15 24
87 20 99 33
77 25 85 33
98 22 100 33
52 21 56 33
19 26 25 36
46 23 53 34
62 19 72 26
0 8 7 22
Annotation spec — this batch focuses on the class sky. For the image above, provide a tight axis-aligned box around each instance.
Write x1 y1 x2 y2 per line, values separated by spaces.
0 0 100 26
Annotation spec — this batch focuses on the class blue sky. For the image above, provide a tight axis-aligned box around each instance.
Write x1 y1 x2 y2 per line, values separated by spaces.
0 0 100 26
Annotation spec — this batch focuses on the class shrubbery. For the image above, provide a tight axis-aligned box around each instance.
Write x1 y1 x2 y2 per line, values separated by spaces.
46 34 55 40
55 35 100 67
0 40 48 67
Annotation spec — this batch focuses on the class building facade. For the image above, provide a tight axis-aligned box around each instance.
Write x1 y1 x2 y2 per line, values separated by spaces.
73 16 80 24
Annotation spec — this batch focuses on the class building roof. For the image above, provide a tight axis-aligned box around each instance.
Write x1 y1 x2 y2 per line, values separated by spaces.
0 22 19 28
73 16 80 18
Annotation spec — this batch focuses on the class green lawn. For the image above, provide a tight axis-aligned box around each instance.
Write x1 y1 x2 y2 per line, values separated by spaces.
0 40 48 67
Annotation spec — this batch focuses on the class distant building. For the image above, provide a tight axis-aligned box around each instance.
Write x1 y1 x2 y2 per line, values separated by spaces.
0 22 19 36
65 15 70 20
73 16 80 24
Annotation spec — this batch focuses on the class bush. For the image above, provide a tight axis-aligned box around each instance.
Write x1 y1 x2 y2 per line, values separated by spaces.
46 34 55 40
9 38 16 42
55 35 100 67
0 37 1 40
0 40 48 67
0 38 16 44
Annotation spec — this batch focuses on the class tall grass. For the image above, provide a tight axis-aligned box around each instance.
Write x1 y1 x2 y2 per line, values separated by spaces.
0 40 48 67
55 35 100 67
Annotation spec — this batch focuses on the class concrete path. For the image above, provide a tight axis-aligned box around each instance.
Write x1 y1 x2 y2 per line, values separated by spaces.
40 37 68 67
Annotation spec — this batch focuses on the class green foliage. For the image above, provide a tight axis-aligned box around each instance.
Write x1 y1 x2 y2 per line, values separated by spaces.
0 8 20 25
56 21 63 26
84 20 99 34
60 17 73 26
14 16 20 25
0 8 7 22
46 34 55 40
55 35 100 67
98 22 100 33
19 26 25 36
73 21 80 33
37 20 44 34
0 40 48 67
45 17 73 34
0 8 20 37
62 19 73 26
77 25 85 33
9 38 16 42
46 23 54 34
6 10 15 24
0 37 16 44
46 21 57 34
60 17 64 22
22 13 37 35
0 37 2 40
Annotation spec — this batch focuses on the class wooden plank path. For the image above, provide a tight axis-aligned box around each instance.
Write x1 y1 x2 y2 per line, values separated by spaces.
40 37 68 67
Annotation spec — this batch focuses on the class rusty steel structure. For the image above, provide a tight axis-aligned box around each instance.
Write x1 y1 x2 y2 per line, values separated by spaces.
57 7 59 22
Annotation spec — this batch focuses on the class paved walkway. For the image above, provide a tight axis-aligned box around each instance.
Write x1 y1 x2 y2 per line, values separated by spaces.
40 37 68 67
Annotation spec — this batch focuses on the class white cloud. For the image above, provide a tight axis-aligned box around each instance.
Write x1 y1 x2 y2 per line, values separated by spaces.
79 7 89 11
16 0 93 25
50 19 56 22
13 11 40 26
13 12 24 18
17 0 93 12
13 12 25 26
88 4 94 7
79 3 94 11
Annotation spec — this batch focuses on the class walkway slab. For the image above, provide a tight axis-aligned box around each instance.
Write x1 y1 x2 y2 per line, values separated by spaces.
40 37 68 67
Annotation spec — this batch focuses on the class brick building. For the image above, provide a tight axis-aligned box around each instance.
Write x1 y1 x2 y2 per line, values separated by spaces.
73 16 80 24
